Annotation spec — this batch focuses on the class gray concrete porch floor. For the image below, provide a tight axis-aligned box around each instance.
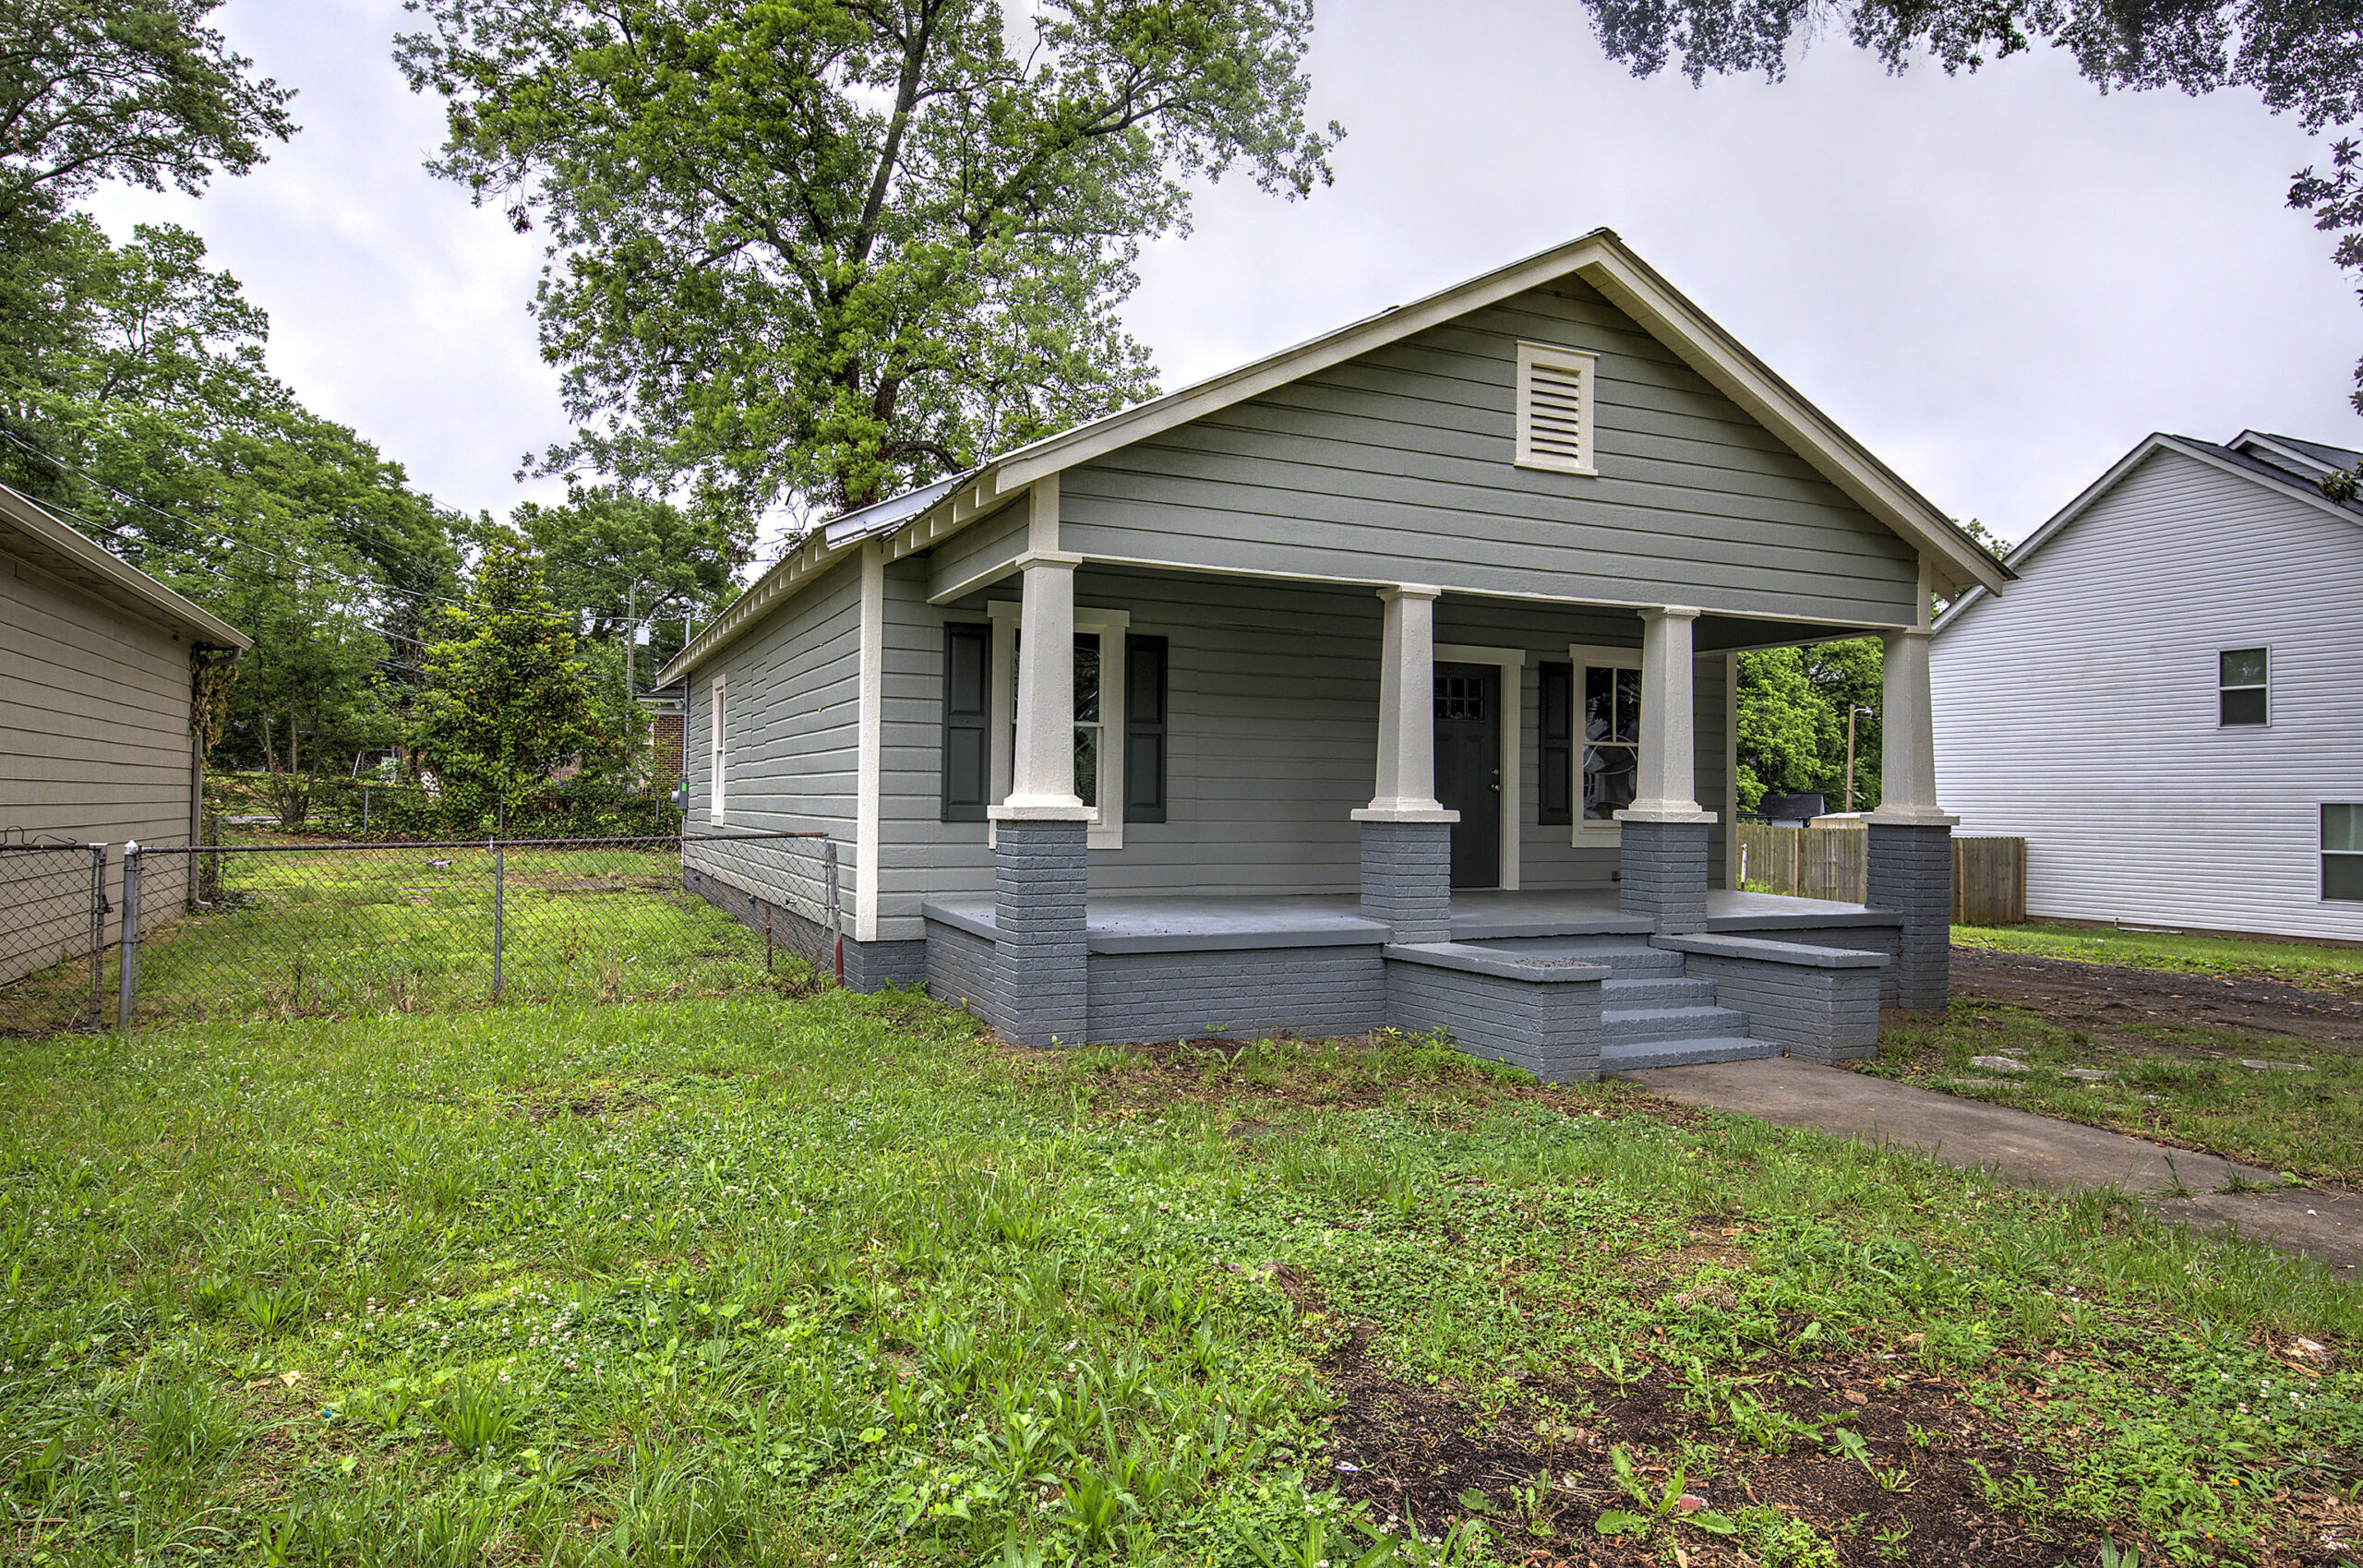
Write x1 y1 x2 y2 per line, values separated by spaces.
922 888 1900 953
1618 1058 2363 1273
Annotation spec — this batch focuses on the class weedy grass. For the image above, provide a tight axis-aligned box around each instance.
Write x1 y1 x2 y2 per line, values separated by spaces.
1954 921 2363 997
0 844 798 1032
0 992 2356 1564
1873 997 2363 1185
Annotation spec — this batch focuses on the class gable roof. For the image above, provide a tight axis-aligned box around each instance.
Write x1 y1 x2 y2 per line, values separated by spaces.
662 228 2010 684
1934 429 2363 633
0 483 250 651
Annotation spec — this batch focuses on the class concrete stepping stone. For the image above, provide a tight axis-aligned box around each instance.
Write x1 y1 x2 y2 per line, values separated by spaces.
1969 1055 2029 1072
2238 1059 2315 1071
2061 1068 2116 1082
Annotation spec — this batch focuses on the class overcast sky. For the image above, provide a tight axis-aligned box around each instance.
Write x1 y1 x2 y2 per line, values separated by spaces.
88 0 2359 552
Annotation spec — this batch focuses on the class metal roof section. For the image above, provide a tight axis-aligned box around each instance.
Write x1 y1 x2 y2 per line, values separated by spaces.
660 228 2011 684
1936 429 2363 633
0 482 251 652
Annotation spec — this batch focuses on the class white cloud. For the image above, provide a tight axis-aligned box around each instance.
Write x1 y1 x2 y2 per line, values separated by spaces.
85 0 2362 545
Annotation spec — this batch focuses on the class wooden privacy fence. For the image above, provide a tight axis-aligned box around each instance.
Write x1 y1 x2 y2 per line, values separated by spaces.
1733 821 2025 925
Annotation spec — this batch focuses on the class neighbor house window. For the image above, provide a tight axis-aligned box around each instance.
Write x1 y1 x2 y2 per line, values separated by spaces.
2327 805 2363 901
1514 340 1599 476
710 675 726 823
941 624 990 822
2219 647 2269 726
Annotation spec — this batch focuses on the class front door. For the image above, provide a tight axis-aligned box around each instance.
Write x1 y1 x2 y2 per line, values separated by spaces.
1433 663 1501 888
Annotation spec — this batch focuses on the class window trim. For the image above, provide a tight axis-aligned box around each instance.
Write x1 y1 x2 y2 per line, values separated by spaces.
1565 642 1643 844
709 673 726 825
988 601 1133 850
2218 645 2271 728
1435 642 1524 889
1514 340 1600 477
2325 802 2363 903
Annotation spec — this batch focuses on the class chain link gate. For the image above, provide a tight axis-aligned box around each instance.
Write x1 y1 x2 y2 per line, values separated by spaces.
0 841 109 1033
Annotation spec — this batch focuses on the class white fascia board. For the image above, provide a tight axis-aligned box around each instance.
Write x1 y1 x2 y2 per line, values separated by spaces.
2229 430 2340 477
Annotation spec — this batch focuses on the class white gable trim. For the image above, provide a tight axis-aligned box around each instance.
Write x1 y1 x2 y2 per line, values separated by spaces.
1936 434 2363 634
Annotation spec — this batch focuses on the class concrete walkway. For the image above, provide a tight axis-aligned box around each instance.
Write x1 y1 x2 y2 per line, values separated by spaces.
1614 1058 2363 1275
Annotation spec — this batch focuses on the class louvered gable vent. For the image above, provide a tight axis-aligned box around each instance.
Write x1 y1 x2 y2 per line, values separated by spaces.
1515 341 1599 476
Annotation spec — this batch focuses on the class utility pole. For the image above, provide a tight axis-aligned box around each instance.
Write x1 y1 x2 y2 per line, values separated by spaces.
626 581 635 696
1844 704 1875 811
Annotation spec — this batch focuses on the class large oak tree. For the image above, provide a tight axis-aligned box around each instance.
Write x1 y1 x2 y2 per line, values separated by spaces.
397 0 1342 515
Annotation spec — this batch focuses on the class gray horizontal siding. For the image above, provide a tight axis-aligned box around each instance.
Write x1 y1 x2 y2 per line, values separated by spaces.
928 498 1026 599
1059 279 1919 625
870 564 1729 940
683 556 861 923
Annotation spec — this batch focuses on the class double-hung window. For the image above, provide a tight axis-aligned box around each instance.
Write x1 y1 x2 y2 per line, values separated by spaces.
709 675 727 824
1560 645 1642 836
2219 648 2269 726
969 604 1164 848
2326 805 2363 902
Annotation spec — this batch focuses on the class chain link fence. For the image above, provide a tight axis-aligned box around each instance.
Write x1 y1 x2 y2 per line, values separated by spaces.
1 831 837 1033
0 842 109 1033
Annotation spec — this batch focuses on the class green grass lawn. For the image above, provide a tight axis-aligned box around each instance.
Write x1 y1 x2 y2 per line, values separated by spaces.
1871 999 2363 1188
0 844 805 1034
1956 922 2363 996
1 993 2357 1565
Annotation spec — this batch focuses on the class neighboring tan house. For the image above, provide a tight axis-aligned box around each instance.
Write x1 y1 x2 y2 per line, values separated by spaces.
0 482 251 985
656 231 2009 1076
1933 430 2363 942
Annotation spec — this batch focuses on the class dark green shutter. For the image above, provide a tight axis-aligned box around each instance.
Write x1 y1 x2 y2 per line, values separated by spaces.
1538 661 1573 826
1124 635 1168 823
942 624 990 821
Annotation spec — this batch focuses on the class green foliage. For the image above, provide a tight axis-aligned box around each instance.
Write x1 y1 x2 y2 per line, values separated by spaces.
409 537 611 810
514 485 749 676
1734 636 1882 811
397 0 1344 510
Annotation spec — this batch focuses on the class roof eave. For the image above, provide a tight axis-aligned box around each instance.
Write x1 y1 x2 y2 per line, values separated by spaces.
0 483 252 651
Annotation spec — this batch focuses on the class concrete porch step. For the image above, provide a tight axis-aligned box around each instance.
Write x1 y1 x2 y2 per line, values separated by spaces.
1601 1036 1786 1071
1603 1003 1751 1044
1601 975 1717 1009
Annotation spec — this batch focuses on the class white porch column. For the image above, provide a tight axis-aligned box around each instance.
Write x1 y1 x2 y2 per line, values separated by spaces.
992 555 1091 821
1866 628 1953 826
1351 585 1457 822
1616 607 1715 824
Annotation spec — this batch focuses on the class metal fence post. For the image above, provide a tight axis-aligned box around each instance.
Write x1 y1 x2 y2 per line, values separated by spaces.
88 844 105 1030
822 839 843 983
492 841 506 1001
116 841 141 1030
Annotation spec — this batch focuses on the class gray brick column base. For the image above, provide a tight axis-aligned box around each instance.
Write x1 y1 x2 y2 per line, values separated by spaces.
1866 821 1952 1011
1360 820 1452 943
993 819 1089 1047
1618 819 1710 934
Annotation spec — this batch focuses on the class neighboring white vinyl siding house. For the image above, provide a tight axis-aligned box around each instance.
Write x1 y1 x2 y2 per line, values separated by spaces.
1931 434 2363 940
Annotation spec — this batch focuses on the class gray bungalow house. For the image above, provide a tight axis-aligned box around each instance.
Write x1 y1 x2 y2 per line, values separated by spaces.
656 231 2007 1078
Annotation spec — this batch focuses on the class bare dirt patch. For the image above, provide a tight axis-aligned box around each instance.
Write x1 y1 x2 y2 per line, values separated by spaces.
1321 1329 2350 1565
1954 949 2363 1054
